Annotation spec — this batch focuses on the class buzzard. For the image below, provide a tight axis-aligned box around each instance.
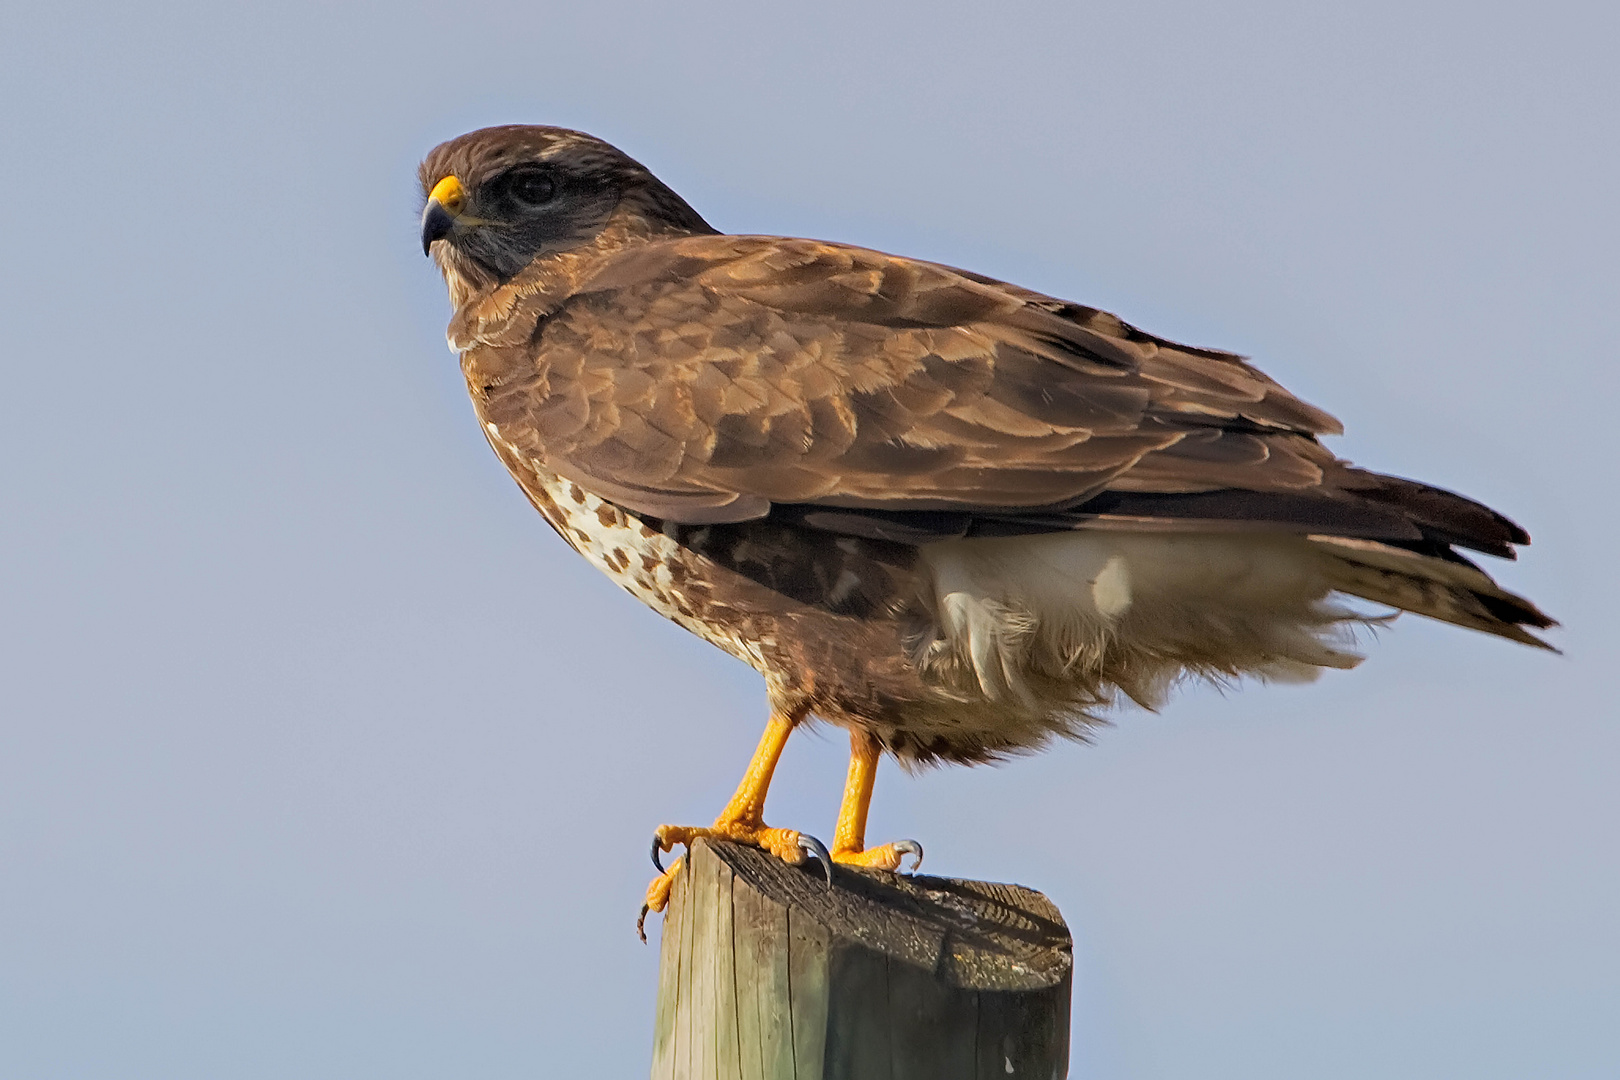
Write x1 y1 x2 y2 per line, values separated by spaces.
417 125 1554 930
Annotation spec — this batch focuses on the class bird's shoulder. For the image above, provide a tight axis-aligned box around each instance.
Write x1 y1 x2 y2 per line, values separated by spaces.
546 233 1341 432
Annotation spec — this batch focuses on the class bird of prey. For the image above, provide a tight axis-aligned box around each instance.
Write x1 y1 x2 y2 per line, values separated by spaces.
418 125 1554 930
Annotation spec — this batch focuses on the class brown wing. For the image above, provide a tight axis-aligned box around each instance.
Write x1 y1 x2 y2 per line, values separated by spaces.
473 235 1527 558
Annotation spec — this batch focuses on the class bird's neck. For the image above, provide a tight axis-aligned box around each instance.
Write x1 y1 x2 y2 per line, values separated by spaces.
443 206 689 352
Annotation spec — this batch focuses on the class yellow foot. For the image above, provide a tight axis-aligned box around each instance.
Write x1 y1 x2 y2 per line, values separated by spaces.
831 839 924 872
637 855 683 942
653 821 825 867
637 822 833 941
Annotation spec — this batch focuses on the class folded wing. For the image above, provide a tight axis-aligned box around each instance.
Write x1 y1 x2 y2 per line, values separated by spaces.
472 234 1553 644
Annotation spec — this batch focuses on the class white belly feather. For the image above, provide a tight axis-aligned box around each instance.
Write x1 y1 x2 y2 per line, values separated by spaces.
918 531 1365 710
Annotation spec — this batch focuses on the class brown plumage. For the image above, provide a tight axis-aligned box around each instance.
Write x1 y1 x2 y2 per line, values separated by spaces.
418 125 1555 903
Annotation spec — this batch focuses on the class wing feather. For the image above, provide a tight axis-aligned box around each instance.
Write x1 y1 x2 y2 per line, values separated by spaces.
469 235 1526 559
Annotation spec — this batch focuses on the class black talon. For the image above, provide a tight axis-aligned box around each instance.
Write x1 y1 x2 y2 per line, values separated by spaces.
798 834 833 885
651 835 666 874
637 905 650 943
893 839 924 872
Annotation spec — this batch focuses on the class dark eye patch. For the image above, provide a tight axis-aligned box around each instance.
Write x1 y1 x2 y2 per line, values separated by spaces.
491 165 560 210
453 158 623 281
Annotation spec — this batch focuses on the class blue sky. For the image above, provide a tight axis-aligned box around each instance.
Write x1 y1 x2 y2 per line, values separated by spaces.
1 3 1615 1077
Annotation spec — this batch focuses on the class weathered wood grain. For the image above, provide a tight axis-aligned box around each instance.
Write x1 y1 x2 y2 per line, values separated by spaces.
650 839 1072 1080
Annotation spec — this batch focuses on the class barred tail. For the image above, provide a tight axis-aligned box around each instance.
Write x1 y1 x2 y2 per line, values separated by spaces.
1309 535 1557 650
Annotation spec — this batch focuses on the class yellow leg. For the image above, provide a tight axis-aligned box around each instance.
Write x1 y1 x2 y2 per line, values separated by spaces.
651 708 809 861
711 709 795 831
829 730 923 872
641 708 824 937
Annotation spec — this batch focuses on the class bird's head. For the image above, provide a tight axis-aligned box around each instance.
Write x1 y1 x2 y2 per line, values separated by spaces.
419 125 715 288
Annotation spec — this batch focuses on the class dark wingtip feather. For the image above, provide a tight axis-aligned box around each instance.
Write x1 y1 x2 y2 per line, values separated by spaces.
1476 590 1559 632
1342 470 1532 557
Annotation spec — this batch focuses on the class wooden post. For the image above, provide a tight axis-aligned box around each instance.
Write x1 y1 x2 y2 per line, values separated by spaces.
650 838 1072 1080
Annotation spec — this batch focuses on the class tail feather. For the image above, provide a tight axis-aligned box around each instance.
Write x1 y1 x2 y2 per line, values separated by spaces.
1309 534 1557 650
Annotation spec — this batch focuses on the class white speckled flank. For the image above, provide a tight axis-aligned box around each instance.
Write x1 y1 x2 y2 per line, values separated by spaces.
516 456 769 672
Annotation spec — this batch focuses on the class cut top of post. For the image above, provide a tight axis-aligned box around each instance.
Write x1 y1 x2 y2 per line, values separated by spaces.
705 840 1072 993
652 839 1073 1080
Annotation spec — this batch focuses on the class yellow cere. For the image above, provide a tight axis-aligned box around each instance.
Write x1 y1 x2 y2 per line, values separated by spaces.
428 175 466 213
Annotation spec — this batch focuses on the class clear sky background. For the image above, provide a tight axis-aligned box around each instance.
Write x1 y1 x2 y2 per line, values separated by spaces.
1 2 1614 1077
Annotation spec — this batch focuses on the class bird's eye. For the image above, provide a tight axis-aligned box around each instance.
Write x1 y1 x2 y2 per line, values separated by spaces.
503 168 559 208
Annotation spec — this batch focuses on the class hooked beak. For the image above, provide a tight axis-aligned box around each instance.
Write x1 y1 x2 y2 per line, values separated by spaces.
421 174 466 255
